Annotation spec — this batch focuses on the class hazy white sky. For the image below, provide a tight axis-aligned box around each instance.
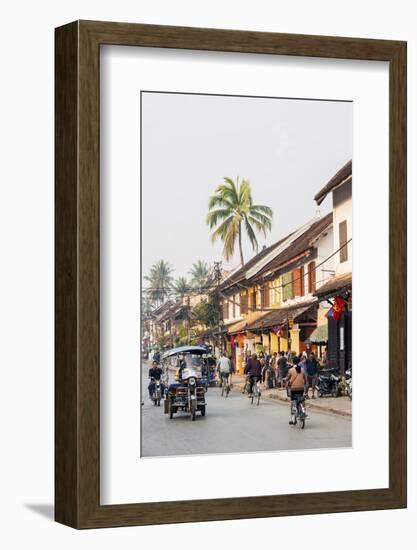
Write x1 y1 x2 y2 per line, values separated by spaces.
142 92 352 282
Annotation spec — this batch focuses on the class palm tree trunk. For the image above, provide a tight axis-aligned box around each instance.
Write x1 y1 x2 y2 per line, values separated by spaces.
238 222 244 265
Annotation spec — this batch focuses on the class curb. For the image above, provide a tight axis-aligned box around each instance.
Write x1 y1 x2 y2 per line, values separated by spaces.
232 382 352 419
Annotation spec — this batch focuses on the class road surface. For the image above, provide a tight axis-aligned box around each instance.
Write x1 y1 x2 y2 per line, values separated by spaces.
141 365 351 457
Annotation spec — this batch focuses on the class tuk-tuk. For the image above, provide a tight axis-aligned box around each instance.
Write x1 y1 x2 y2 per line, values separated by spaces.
162 345 208 421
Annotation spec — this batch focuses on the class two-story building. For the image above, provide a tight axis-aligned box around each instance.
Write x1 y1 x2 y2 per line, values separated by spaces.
313 160 352 372
219 213 335 372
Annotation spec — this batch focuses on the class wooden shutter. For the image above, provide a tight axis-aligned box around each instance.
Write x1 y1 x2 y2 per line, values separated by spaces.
339 220 348 263
223 300 229 320
282 272 294 301
293 268 302 297
261 283 270 308
232 295 236 318
252 288 257 310
241 292 248 314
308 262 316 293
300 265 305 296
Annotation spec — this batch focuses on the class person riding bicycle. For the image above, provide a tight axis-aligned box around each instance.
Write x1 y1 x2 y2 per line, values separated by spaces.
148 360 165 399
244 352 262 397
217 351 231 389
286 357 307 424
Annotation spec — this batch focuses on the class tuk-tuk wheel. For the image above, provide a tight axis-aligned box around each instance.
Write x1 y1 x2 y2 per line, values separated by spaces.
200 406 206 417
169 401 174 419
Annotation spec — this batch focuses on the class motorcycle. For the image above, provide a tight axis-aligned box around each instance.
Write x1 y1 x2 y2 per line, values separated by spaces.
317 368 340 398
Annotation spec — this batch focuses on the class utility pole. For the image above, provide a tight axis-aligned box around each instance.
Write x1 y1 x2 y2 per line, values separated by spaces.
214 261 223 357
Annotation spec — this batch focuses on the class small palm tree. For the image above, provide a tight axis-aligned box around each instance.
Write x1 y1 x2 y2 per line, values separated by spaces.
141 295 155 317
144 259 173 305
207 177 273 265
189 260 213 292
173 276 190 300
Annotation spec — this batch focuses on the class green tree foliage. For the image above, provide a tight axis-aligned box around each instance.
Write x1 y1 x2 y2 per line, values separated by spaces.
144 259 173 305
189 260 213 291
191 297 218 328
173 276 190 300
207 177 273 265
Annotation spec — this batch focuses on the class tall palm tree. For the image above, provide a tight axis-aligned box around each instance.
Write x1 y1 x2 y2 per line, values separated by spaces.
189 260 213 291
206 177 273 265
173 276 190 300
144 259 173 305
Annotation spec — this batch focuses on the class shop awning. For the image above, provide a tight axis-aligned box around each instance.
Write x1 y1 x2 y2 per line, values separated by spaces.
245 301 317 331
308 323 328 344
314 272 352 301
227 311 269 334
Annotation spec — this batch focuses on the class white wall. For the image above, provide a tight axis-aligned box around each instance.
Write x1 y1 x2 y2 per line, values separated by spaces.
334 196 353 275
1 1 415 549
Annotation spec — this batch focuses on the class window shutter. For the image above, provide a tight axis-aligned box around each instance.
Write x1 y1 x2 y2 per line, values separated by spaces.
282 272 294 301
223 300 229 320
300 265 305 296
339 220 348 263
308 262 316 293
241 292 248 314
293 268 302 297
261 283 270 308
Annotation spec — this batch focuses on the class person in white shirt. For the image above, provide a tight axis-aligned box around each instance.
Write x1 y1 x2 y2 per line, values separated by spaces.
217 352 231 388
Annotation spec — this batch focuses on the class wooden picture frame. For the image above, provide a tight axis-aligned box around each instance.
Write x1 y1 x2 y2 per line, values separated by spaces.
55 20 407 528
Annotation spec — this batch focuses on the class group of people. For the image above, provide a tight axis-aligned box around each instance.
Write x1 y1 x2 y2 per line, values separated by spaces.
243 349 321 399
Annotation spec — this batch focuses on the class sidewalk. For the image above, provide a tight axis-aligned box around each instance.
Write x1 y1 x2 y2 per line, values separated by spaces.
230 373 352 418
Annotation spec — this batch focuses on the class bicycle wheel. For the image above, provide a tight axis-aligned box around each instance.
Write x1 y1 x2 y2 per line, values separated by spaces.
221 382 225 397
257 388 261 406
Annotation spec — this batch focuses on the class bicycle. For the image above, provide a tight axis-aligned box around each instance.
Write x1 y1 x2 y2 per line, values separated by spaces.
289 393 306 429
250 377 261 406
241 374 250 395
220 373 230 397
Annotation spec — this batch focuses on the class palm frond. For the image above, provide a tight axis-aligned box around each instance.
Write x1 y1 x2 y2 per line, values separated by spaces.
251 204 273 218
244 218 259 253
206 208 234 228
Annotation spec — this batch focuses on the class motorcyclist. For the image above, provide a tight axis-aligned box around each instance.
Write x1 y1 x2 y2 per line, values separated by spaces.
148 360 164 399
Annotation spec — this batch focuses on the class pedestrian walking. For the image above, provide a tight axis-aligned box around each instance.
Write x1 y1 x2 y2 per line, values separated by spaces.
277 351 288 388
304 352 319 399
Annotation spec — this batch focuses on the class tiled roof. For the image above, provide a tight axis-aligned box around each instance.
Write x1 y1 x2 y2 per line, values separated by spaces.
314 160 352 205
251 213 332 281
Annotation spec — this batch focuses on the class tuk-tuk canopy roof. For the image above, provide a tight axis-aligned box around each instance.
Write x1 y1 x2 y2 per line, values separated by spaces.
162 345 208 359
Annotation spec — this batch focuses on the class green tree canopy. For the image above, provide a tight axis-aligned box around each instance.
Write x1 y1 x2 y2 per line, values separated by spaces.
206 177 273 265
173 276 190 300
144 259 173 305
189 260 213 292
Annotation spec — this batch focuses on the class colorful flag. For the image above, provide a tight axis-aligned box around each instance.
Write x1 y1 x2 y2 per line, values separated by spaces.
325 296 346 321
332 296 346 321
325 307 334 319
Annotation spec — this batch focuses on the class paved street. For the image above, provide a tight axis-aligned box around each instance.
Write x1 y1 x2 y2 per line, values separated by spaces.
141 366 352 457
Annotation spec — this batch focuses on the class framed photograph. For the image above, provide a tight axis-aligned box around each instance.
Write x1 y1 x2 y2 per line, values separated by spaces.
55 20 406 528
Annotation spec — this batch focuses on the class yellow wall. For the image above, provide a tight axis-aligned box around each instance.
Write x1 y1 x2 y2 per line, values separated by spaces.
279 336 289 352
270 332 278 353
317 306 328 326
290 327 300 354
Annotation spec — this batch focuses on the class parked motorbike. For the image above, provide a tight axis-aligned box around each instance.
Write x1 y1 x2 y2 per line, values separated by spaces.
345 368 352 400
317 368 340 398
